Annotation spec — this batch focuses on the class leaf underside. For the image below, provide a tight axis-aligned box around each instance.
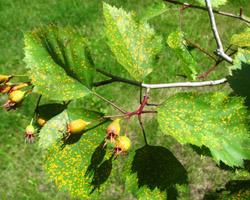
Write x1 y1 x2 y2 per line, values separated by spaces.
157 92 250 167
228 48 250 108
24 24 95 101
122 145 188 199
103 3 162 82
41 108 113 199
167 31 197 81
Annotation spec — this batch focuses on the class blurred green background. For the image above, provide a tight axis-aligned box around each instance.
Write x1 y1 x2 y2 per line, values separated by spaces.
0 0 249 199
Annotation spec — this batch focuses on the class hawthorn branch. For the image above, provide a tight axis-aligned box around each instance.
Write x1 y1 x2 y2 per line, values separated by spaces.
95 69 140 87
141 78 227 89
164 0 250 24
95 69 227 89
205 0 233 64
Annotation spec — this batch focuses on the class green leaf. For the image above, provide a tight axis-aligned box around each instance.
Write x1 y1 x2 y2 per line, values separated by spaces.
24 24 95 101
157 92 250 167
231 28 250 47
228 49 250 108
44 108 113 199
39 108 104 149
167 31 197 81
142 3 168 21
196 0 227 8
122 145 188 199
103 3 162 81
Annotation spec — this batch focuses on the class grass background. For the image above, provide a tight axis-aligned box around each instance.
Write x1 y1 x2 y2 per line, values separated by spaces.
0 0 250 199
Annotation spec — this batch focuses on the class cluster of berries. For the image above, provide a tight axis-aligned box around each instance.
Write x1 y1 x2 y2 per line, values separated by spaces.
0 75 29 112
63 118 131 159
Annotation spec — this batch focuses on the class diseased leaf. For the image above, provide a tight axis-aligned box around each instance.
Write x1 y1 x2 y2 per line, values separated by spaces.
167 31 197 81
228 48 250 108
157 92 250 167
44 108 113 199
231 28 250 47
122 145 188 199
103 3 162 81
39 108 104 149
142 3 168 21
24 24 95 101
196 0 227 8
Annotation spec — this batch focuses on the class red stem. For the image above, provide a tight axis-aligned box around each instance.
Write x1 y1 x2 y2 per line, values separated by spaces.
184 37 218 62
93 92 127 114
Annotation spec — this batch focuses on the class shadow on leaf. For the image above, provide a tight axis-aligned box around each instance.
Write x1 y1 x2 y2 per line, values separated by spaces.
190 144 212 158
85 140 107 177
131 145 188 198
88 154 114 195
60 119 108 149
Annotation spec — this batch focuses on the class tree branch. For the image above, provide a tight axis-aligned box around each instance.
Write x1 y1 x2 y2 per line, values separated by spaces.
96 69 141 86
96 69 227 89
205 0 233 64
164 0 250 24
141 78 227 89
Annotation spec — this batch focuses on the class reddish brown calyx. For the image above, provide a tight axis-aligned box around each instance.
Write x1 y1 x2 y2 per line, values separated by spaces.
104 118 121 147
113 136 131 159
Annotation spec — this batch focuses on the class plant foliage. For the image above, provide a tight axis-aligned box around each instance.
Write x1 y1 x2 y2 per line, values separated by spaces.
1 0 250 199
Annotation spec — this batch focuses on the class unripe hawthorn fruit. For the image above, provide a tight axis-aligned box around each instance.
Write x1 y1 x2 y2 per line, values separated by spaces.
105 118 121 145
9 90 25 103
63 119 89 141
115 136 131 151
37 116 47 126
0 75 10 84
0 85 11 93
26 125 35 135
69 119 88 134
25 124 36 143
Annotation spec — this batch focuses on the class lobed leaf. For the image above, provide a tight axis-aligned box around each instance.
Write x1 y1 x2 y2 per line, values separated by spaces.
122 145 188 199
24 24 95 101
196 0 227 8
228 48 250 108
44 108 113 199
167 31 197 81
103 3 162 81
231 28 250 47
157 92 250 167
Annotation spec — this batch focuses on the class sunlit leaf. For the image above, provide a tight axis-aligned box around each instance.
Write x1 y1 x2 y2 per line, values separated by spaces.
122 145 188 199
142 3 168 21
44 108 113 199
228 48 250 108
231 28 250 47
196 0 227 8
24 24 95 101
157 92 250 167
167 31 197 81
103 3 162 81
39 108 104 149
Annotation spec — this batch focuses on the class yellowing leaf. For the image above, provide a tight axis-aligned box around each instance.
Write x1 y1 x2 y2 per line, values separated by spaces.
231 28 250 47
104 3 162 81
